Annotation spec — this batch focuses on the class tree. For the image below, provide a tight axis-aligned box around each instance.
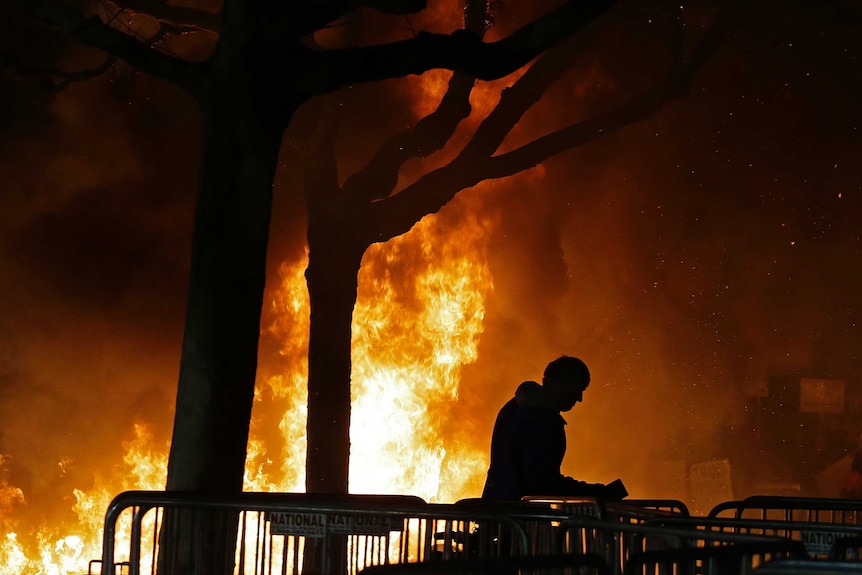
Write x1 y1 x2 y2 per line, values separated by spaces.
16 0 621 498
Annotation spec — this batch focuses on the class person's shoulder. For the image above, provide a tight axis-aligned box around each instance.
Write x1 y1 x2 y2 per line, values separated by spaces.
497 395 521 414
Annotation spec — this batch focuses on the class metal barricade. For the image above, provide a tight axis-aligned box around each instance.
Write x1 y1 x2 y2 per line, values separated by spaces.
94 491 825 575
94 491 567 575
625 539 807 575
752 558 862 574
461 499 691 575
511 497 605 557
600 500 690 572
445 497 607 563
555 513 810 575
708 496 862 524
645 516 862 561
360 523 800 575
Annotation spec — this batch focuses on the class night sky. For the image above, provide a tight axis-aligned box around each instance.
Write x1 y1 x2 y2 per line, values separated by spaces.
2 0 862 527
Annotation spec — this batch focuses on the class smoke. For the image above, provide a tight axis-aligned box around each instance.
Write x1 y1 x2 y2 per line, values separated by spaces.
0 67 197 531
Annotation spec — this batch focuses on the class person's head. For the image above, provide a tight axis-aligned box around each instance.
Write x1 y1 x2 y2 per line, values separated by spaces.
542 355 590 412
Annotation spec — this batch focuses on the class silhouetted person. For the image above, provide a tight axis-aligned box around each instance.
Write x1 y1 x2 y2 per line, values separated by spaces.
482 355 627 501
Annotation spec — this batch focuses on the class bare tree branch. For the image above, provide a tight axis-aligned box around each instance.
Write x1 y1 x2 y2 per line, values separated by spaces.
16 0 206 98
111 0 221 33
483 2 735 177
341 0 491 203
287 0 427 38
303 95 344 218
341 72 475 205
52 53 117 90
454 2 683 164
304 13 358 220
291 0 618 98
370 1 740 242
0 52 116 91
457 19 606 163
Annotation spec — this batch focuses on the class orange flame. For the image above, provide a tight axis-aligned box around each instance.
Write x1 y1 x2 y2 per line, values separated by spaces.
259 203 496 501
0 424 168 574
0 199 495 572
349 211 493 500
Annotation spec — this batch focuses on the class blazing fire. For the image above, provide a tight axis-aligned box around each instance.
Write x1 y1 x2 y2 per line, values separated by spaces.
0 200 494 573
0 424 170 574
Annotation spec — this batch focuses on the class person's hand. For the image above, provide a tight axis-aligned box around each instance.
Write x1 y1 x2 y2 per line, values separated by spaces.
603 478 628 500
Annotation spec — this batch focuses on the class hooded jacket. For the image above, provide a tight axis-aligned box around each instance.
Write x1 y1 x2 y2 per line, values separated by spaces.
482 380 606 500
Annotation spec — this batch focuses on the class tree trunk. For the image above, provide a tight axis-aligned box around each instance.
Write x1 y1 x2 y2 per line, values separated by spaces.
304 233 365 495
303 230 366 575
167 91 281 495
162 54 284 573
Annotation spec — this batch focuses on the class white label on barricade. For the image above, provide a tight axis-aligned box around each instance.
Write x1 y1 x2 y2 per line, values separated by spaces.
267 512 397 537
328 515 396 535
268 512 327 538
800 530 840 556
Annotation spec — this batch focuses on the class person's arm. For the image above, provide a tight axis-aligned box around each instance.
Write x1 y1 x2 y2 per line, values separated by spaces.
558 476 628 500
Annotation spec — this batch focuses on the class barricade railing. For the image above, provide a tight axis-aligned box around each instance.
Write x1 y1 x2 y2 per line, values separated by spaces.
470 497 696 574
430 499 599 560
601 499 690 572
358 553 612 575
625 539 807 575
357 512 797 575
752 558 862 574
604 500 690 522
828 534 862 561
95 491 577 575
644 516 862 561
553 513 805 575
504 497 605 557
514 498 689 573
708 496 862 524
518 497 606 519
